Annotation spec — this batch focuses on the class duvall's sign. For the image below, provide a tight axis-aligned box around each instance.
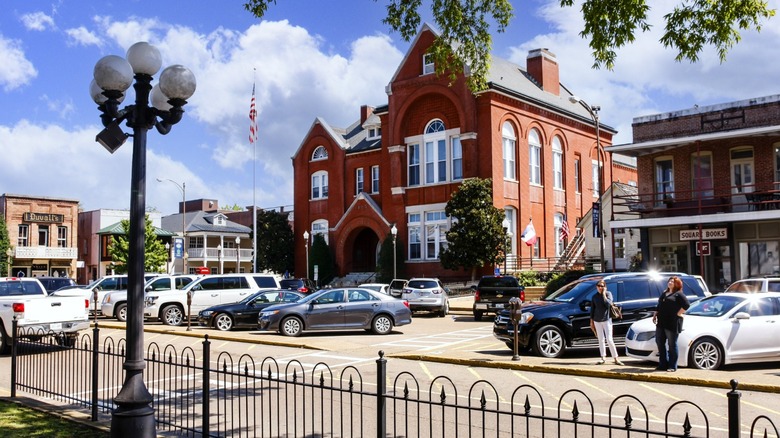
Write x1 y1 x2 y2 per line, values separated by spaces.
23 212 64 223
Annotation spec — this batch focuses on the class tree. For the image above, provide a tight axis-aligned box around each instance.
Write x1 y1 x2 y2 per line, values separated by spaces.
108 215 169 274
0 215 10 277
255 209 294 274
243 0 774 91
376 233 405 283
439 178 506 281
309 234 335 285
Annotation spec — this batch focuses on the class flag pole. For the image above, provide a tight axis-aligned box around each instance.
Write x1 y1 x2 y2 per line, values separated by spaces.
250 69 258 273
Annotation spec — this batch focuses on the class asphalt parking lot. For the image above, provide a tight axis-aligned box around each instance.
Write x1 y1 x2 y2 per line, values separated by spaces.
91 295 780 394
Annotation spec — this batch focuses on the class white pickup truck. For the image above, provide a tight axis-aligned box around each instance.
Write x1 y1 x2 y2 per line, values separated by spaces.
0 277 90 354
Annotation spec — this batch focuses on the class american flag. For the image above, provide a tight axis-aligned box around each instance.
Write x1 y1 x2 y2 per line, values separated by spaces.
249 84 257 144
560 214 570 241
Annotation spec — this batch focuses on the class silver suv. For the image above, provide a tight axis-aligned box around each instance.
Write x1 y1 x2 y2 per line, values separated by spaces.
101 275 198 321
402 278 449 317
724 277 780 293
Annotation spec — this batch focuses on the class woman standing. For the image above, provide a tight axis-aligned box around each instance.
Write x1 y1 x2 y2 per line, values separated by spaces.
589 281 623 365
652 276 690 372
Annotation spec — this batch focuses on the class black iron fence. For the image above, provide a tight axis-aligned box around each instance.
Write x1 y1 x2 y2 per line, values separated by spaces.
9 322 780 437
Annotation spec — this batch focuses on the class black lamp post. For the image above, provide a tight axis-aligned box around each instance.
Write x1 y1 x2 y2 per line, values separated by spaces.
502 218 510 274
91 41 195 438
303 231 310 278
390 224 397 279
235 236 241 273
570 96 605 273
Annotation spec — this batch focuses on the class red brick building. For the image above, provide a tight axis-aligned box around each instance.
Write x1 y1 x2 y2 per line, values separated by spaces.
292 25 635 281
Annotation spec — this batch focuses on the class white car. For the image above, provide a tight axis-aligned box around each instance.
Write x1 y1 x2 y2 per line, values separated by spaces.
359 283 391 295
402 278 449 317
625 292 780 370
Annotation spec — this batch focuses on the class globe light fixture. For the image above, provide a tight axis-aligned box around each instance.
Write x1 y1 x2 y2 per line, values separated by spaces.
91 42 195 438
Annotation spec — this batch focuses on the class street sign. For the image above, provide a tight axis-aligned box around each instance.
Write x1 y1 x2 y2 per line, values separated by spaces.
696 241 711 256
173 237 184 259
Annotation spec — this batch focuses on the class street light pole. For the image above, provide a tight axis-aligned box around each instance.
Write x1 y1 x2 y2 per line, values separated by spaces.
390 224 397 279
156 179 186 274
91 41 195 438
303 231 310 278
217 244 223 274
570 96 605 273
5 248 12 277
165 242 170 274
235 236 241 273
502 218 510 274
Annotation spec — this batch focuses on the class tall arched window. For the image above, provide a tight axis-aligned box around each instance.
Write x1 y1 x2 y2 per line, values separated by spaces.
552 136 563 190
554 213 566 257
502 122 516 180
529 129 541 185
311 219 329 244
407 119 462 187
311 145 328 161
311 171 328 199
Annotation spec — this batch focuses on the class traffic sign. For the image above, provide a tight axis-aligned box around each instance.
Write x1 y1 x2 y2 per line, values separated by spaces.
696 241 711 256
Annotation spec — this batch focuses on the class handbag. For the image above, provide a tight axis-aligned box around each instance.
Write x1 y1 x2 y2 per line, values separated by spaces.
610 304 622 319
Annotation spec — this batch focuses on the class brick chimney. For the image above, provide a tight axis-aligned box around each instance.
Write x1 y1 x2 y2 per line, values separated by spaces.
526 49 560 96
360 105 375 124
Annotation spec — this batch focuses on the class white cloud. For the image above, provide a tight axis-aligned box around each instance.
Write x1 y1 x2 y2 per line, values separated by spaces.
0 35 37 91
20 12 55 31
65 26 103 47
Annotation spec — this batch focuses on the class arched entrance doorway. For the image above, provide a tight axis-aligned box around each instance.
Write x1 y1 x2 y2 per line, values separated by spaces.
350 228 380 272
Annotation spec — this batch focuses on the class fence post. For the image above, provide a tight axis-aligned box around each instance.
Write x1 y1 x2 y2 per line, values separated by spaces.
10 317 17 398
202 334 211 435
376 351 386 438
727 379 741 438
91 324 100 421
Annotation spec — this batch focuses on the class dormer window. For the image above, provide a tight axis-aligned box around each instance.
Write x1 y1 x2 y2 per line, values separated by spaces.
367 127 381 140
423 54 435 75
312 145 328 161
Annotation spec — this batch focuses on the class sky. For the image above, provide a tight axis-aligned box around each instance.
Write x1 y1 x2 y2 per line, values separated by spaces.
1 0 779 216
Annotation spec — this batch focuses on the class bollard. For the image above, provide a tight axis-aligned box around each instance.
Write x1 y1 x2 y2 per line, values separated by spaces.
727 379 740 438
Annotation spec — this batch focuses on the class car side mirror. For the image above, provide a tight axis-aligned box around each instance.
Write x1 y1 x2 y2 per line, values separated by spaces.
580 300 592 311
734 311 750 320
145 286 152 292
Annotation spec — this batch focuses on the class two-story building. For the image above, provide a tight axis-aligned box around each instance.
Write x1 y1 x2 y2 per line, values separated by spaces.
292 24 636 281
1 193 79 279
609 95 780 290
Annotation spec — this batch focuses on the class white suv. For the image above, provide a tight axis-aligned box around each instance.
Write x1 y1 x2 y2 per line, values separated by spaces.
101 275 198 322
402 278 449 317
144 273 280 326
724 277 780 293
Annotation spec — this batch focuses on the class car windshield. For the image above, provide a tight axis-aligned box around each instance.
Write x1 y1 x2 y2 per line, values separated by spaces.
686 295 745 317
544 280 593 302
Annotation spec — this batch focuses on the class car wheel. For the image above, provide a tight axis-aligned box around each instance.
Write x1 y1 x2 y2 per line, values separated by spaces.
533 325 566 358
115 303 127 322
161 305 184 326
438 300 449 317
280 316 303 337
474 310 484 321
372 315 394 335
214 313 234 331
689 337 724 370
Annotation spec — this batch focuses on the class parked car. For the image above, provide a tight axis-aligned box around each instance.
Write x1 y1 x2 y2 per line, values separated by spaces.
723 277 780 293
258 287 412 336
279 278 317 294
53 273 160 314
145 273 280 326
359 283 391 295
36 276 78 294
472 275 525 321
198 289 305 331
403 278 449 317
492 272 710 358
388 279 408 298
101 274 198 322
626 292 780 370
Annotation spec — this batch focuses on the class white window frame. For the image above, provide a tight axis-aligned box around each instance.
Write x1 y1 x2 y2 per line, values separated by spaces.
312 220 328 244
311 145 328 161
408 143 420 186
407 120 461 187
38 225 49 246
57 226 67 248
408 213 422 260
18 224 29 247
451 136 463 181
574 156 581 193
406 205 450 261
423 53 435 75
502 122 516 180
552 137 563 190
371 166 380 193
554 213 565 257
355 168 364 195
654 157 674 203
311 170 329 200
529 129 542 185
504 207 516 256
730 147 754 194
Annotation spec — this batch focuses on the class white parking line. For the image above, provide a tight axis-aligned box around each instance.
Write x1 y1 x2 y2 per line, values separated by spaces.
378 326 495 351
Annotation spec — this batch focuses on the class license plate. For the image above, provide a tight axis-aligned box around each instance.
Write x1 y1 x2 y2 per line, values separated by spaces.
475 303 488 309
50 323 62 331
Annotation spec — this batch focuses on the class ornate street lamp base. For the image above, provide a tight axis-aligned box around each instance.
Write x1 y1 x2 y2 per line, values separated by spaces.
111 404 156 437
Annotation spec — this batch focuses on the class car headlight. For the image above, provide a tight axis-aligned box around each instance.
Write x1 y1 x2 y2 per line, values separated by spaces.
103 295 111 304
260 310 279 318
519 312 534 324
200 311 212 318
635 331 655 342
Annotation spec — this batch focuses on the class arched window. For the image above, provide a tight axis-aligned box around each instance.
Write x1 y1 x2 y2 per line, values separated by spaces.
502 122 516 180
311 171 328 199
312 146 328 161
552 136 563 190
529 129 541 185
312 219 328 244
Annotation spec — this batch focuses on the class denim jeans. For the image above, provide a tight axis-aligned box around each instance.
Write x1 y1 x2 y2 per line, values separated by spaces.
656 325 679 370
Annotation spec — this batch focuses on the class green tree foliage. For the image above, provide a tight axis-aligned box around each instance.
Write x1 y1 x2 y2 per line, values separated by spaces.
309 233 336 285
0 215 10 277
255 209 294 274
376 232 405 283
108 215 168 274
243 0 774 91
439 178 506 280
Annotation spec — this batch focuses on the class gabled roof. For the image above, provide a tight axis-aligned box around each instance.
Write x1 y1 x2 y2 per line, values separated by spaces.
160 210 251 234
333 193 390 231
291 117 349 160
97 221 175 237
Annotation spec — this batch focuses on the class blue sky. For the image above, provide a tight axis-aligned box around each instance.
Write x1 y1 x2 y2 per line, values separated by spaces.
1 1 779 215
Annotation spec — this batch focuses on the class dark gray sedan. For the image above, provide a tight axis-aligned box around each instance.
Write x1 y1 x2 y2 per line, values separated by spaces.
257 287 412 336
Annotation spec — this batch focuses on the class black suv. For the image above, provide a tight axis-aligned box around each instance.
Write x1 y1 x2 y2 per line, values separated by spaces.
37 276 78 294
279 278 317 294
493 272 710 358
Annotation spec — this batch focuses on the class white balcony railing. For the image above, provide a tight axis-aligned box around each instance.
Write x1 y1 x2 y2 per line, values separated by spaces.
12 246 78 259
186 248 251 261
